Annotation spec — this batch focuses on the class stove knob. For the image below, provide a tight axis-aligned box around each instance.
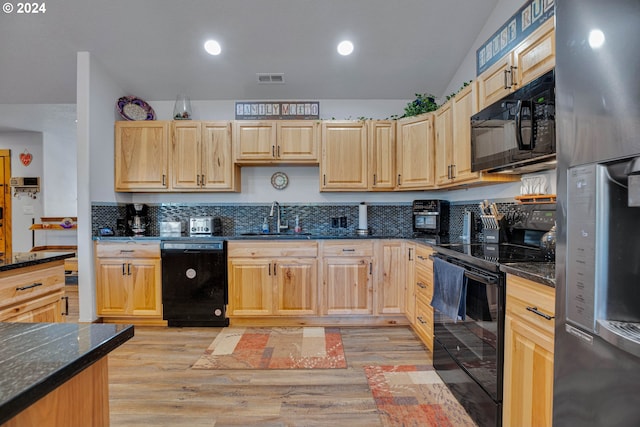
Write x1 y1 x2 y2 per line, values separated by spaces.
191 227 196 232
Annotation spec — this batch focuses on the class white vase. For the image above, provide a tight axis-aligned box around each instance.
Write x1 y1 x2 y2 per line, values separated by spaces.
173 94 192 120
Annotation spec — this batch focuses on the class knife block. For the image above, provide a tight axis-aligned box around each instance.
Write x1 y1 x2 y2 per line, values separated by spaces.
483 217 508 243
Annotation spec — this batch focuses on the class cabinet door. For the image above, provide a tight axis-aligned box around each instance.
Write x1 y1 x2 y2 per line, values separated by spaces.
477 53 515 110
228 259 273 315
233 121 277 161
368 120 396 190
201 121 238 190
129 258 162 316
324 256 372 315
503 314 554 427
95 259 129 316
115 121 169 191
434 102 453 186
4 292 63 323
396 114 435 189
277 121 319 162
172 121 201 189
513 19 555 88
451 83 480 184
274 258 317 315
320 121 368 190
377 240 405 315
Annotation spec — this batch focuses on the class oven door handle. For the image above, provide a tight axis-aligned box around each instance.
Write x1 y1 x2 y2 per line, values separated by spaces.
464 270 497 285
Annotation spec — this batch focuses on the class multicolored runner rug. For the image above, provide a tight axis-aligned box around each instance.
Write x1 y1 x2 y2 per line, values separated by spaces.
192 327 347 369
365 365 477 427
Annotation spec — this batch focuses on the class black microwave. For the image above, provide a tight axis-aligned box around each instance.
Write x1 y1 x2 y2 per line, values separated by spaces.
471 69 556 173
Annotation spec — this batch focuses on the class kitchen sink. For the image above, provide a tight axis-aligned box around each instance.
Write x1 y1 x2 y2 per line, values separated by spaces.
239 232 312 238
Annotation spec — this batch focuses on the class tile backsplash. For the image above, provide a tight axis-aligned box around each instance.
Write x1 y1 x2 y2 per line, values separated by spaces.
91 199 523 239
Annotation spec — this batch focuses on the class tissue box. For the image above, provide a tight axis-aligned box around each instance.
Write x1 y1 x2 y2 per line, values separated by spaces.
160 221 182 237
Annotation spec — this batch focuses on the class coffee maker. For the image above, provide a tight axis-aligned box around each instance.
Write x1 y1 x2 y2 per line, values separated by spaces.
126 203 148 236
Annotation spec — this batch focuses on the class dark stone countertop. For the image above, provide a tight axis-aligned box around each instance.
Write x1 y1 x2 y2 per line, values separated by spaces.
0 322 134 425
0 252 76 273
500 262 556 288
93 234 410 241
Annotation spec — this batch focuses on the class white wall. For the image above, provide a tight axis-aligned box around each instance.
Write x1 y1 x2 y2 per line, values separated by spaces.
77 51 126 322
0 131 44 251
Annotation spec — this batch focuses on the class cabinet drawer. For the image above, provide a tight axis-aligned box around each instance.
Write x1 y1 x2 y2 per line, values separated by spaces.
1 291 63 322
95 241 161 258
506 274 556 335
228 241 318 258
415 298 434 347
415 278 433 302
0 264 65 309
322 241 373 257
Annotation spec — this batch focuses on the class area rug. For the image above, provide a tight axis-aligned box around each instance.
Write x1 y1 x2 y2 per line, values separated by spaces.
364 365 477 427
192 327 347 369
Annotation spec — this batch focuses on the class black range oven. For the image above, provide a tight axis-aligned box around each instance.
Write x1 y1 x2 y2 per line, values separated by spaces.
431 203 555 427
431 250 505 427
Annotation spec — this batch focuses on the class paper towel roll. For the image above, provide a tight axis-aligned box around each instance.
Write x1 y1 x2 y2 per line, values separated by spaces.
358 202 368 230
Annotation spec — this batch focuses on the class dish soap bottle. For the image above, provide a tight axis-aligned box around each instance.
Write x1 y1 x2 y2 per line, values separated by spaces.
261 217 270 234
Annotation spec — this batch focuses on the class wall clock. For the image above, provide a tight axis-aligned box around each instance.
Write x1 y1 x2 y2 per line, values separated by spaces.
271 172 289 190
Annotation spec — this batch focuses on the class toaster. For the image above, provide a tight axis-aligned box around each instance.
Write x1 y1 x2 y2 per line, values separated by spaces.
189 217 213 236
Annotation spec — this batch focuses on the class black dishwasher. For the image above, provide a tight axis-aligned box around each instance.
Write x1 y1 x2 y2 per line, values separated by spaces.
161 241 229 327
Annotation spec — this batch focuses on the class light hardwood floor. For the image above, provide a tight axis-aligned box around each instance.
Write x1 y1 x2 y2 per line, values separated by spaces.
107 326 432 427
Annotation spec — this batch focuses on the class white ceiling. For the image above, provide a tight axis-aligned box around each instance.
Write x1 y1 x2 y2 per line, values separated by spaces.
0 0 498 105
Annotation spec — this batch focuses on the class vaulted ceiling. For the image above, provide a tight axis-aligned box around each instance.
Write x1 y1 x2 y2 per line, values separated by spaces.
0 0 498 105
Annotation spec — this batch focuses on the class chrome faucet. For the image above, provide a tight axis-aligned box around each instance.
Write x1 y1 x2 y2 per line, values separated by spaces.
269 201 288 233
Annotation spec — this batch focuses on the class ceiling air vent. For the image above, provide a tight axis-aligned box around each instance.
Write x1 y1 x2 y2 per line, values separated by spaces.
257 73 285 84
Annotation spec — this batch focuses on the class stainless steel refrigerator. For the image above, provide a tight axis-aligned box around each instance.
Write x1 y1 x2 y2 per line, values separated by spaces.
555 0 640 425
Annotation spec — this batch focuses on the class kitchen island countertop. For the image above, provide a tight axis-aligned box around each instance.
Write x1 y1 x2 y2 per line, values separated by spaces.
0 251 75 273
500 262 556 288
0 322 134 425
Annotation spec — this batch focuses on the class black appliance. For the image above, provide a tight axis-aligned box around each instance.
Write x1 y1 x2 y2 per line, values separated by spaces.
471 69 556 173
161 240 229 327
125 203 149 236
412 200 449 237
432 203 555 427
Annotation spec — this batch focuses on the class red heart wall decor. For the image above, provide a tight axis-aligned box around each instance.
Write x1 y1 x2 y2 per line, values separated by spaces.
19 151 32 166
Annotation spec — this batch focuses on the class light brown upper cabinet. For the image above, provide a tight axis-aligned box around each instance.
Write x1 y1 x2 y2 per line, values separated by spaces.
320 121 368 191
395 113 435 190
172 121 239 192
436 83 480 187
115 121 170 191
478 19 555 110
233 120 319 164
368 120 396 191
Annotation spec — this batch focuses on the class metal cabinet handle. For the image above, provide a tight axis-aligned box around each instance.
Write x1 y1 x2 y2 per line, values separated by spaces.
120 250 134 253
272 145 276 157
16 282 43 291
510 65 518 87
162 174 166 186
127 263 132 276
417 316 427 325
397 174 402 186
451 164 456 179
323 174 326 186
504 69 510 89
417 255 426 261
408 248 413 261
268 263 271 276
61 296 69 316
373 174 377 186
277 145 280 158
369 262 373 275
122 263 126 275
342 248 355 252
273 263 277 276
417 282 427 289
526 306 554 320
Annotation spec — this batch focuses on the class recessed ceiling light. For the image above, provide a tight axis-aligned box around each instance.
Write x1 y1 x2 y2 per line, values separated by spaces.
337 40 354 56
204 40 221 55
588 29 605 49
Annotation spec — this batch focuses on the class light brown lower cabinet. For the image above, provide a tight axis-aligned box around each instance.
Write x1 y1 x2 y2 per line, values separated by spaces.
322 241 373 315
503 274 555 427
94 241 163 324
227 241 318 316
0 261 66 323
412 244 434 351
